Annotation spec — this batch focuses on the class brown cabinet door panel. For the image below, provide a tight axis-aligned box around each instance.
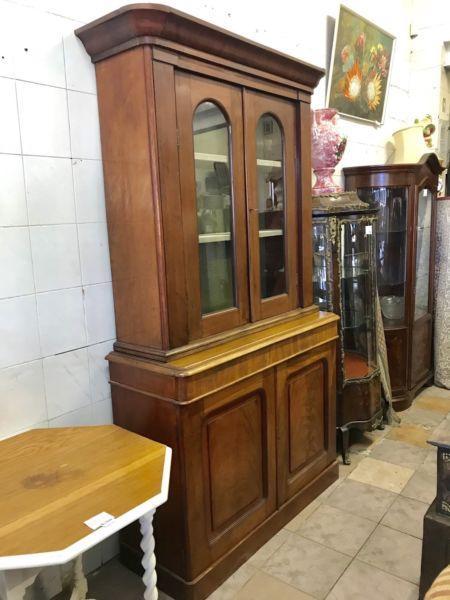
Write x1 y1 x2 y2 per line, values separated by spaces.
411 314 432 387
244 89 299 321
385 328 408 394
277 342 336 505
175 71 249 341
183 370 276 576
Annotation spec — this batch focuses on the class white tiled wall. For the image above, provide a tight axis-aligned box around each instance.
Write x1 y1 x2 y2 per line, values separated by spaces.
0 0 115 442
410 0 450 146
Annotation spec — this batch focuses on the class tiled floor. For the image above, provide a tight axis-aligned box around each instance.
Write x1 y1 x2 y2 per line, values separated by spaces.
87 385 450 600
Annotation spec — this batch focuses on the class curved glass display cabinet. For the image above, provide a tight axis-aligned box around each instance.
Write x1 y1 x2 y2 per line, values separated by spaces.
313 192 382 463
344 154 444 410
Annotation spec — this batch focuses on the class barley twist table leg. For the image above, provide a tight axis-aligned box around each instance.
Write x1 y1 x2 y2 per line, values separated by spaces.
69 555 94 600
140 510 158 600
0 572 7 600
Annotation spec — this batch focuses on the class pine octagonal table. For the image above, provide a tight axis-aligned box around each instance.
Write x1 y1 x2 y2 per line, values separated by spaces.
0 425 171 600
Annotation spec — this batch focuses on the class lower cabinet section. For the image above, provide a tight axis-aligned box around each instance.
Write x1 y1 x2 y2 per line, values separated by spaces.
109 313 339 599
385 317 433 411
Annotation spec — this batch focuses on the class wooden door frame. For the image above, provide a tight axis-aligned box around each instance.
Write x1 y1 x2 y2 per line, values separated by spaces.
175 70 250 340
243 88 299 322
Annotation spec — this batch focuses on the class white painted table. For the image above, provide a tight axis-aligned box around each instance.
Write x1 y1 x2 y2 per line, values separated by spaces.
0 426 171 600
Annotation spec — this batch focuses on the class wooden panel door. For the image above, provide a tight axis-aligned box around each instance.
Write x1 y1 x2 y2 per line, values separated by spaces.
276 342 336 505
175 71 250 341
244 89 299 321
183 370 276 575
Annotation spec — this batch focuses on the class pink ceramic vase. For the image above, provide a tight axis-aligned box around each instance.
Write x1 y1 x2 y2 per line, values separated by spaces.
311 108 347 196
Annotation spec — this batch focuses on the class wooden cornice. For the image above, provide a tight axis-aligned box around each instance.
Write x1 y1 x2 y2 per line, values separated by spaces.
76 3 324 90
343 153 445 178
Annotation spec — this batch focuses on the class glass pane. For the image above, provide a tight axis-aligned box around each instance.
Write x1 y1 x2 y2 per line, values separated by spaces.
340 220 377 380
256 114 286 299
193 102 236 314
415 189 432 319
358 187 407 324
312 222 331 311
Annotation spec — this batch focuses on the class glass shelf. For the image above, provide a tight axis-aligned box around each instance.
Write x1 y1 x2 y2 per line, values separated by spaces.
377 228 407 234
342 320 373 331
343 252 369 258
341 267 370 279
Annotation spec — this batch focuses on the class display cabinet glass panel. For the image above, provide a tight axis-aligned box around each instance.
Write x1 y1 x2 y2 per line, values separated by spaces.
340 220 377 380
255 114 286 299
312 222 331 312
357 187 407 325
194 102 236 314
415 188 432 319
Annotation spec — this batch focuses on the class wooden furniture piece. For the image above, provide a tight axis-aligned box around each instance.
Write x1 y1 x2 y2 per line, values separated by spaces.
312 192 383 464
419 500 450 599
76 6 339 599
344 155 444 410
0 426 171 600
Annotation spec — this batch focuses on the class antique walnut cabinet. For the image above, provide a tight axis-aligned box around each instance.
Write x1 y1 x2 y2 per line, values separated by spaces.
344 155 443 411
77 6 339 599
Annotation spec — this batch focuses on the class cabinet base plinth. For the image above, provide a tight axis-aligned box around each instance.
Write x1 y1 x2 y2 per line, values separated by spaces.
392 373 434 412
120 461 338 600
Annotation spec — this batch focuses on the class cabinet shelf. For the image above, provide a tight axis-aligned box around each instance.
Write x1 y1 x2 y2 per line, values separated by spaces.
198 229 283 243
195 152 228 163
194 152 281 168
199 232 231 243
259 229 283 238
256 159 282 167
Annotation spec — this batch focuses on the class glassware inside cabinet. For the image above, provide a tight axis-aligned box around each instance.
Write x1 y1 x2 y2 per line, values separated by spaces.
193 101 236 315
340 220 377 380
358 186 407 324
414 188 432 319
255 114 286 299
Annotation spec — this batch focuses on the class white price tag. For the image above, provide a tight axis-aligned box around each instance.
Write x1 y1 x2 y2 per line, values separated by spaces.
365 225 372 235
84 512 115 530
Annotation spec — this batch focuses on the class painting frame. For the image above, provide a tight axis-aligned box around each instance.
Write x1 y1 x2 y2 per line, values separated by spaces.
326 5 396 125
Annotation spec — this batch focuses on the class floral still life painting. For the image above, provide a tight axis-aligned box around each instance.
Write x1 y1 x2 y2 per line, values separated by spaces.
327 6 395 124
